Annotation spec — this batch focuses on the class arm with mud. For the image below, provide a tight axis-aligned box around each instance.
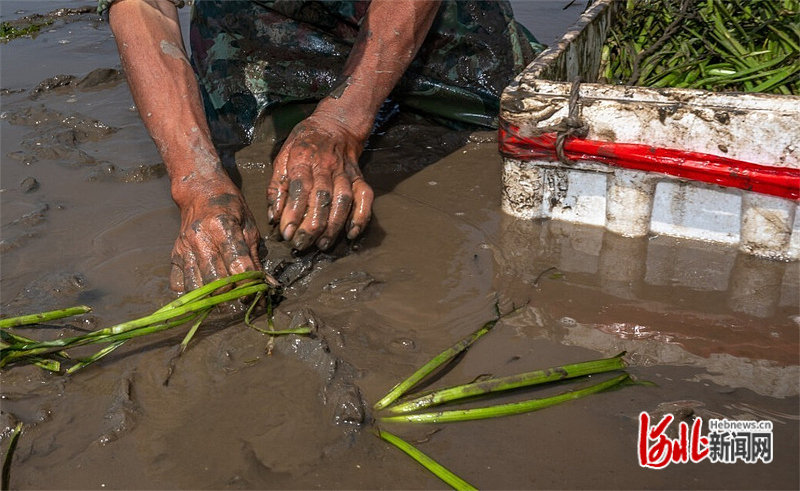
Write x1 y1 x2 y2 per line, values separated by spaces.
108 0 262 293
267 0 441 251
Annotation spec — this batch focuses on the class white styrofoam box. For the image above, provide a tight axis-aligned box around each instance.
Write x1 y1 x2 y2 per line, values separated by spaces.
500 0 800 260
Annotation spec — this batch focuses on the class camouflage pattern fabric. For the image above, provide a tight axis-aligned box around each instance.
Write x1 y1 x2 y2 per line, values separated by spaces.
100 0 543 151
190 0 542 150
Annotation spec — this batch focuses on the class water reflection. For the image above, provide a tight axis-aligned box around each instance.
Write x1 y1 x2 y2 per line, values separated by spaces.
496 214 800 397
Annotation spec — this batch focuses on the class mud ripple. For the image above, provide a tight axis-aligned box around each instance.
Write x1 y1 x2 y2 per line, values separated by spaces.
4 105 117 167
29 68 124 99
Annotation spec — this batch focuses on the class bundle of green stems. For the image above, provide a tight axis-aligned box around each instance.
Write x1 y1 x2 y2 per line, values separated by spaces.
0 271 309 374
373 309 636 489
600 0 799 94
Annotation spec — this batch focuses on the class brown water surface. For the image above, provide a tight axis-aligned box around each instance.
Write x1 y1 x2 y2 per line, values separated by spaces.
1 2 798 489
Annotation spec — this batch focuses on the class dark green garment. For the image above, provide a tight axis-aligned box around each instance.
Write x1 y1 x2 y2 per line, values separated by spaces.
187 0 542 150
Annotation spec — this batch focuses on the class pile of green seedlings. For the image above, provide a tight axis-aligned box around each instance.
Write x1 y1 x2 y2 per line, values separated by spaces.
599 0 800 94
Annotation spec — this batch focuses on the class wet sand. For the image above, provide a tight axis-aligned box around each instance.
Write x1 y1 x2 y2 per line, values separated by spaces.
1 2 798 489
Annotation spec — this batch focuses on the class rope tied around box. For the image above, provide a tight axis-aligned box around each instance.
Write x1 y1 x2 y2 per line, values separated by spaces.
523 77 588 165
553 78 589 165
503 77 588 165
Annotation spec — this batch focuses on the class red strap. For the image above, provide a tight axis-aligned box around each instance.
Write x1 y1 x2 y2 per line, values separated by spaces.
498 119 800 201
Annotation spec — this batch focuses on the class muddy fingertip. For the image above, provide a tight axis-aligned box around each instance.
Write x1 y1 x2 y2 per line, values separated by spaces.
282 223 297 241
317 237 332 251
346 225 361 240
292 230 314 250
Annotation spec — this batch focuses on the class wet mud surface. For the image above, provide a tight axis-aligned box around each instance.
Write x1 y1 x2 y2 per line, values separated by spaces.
2 2 799 489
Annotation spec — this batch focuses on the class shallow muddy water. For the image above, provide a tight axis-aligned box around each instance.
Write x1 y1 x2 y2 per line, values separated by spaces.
1 2 798 489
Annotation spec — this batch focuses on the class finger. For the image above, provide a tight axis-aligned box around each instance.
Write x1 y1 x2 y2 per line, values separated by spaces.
170 254 185 293
219 234 256 275
294 165 334 250
241 218 280 287
195 214 254 293
182 250 203 293
317 172 352 250
280 148 314 241
242 214 263 269
347 176 374 240
219 219 259 277
267 145 290 224
196 242 228 289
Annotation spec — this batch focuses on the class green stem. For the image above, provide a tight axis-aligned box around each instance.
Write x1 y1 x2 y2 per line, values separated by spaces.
385 354 626 414
66 340 127 374
244 291 264 328
2 422 22 490
376 428 476 491
30 357 61 372
76 312 201 345
261 328 312 335
153 271 266 314
246 324 312 336
379 374 630 424
0 306 92 329
180 308 212 353
374 307 502 411
1 330 71 360
266 294 276 331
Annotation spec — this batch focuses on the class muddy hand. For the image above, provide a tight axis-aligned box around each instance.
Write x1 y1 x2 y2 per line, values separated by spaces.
267 113 373 251
170 183 263 293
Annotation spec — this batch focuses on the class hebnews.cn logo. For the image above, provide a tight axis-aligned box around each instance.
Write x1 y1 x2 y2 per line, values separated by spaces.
638 411 773 469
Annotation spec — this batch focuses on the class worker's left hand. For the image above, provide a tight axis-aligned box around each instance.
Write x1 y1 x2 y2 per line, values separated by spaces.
267 112 374 251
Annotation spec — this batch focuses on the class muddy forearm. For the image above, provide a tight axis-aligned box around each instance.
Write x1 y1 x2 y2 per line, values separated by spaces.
109 0 224 205
314 0 440 141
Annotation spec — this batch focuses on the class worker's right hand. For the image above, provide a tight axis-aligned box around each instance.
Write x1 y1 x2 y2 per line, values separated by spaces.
266 112 374 251
169 174 262 293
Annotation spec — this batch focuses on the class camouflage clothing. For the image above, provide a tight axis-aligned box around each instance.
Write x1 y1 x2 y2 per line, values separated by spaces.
102 0 542 151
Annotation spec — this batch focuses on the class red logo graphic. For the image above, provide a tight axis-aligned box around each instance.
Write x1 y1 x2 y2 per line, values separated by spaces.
638 412 710 468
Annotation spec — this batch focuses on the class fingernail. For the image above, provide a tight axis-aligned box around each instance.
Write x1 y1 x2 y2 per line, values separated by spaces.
293 231 312 250
347 225 361 240
282 223 297 241
317 237 331 250
267 206 275 224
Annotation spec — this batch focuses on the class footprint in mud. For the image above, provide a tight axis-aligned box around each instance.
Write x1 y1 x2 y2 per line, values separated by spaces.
275 309 367 429
97 369 140 445
4 68 126 169
3 104 118 167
